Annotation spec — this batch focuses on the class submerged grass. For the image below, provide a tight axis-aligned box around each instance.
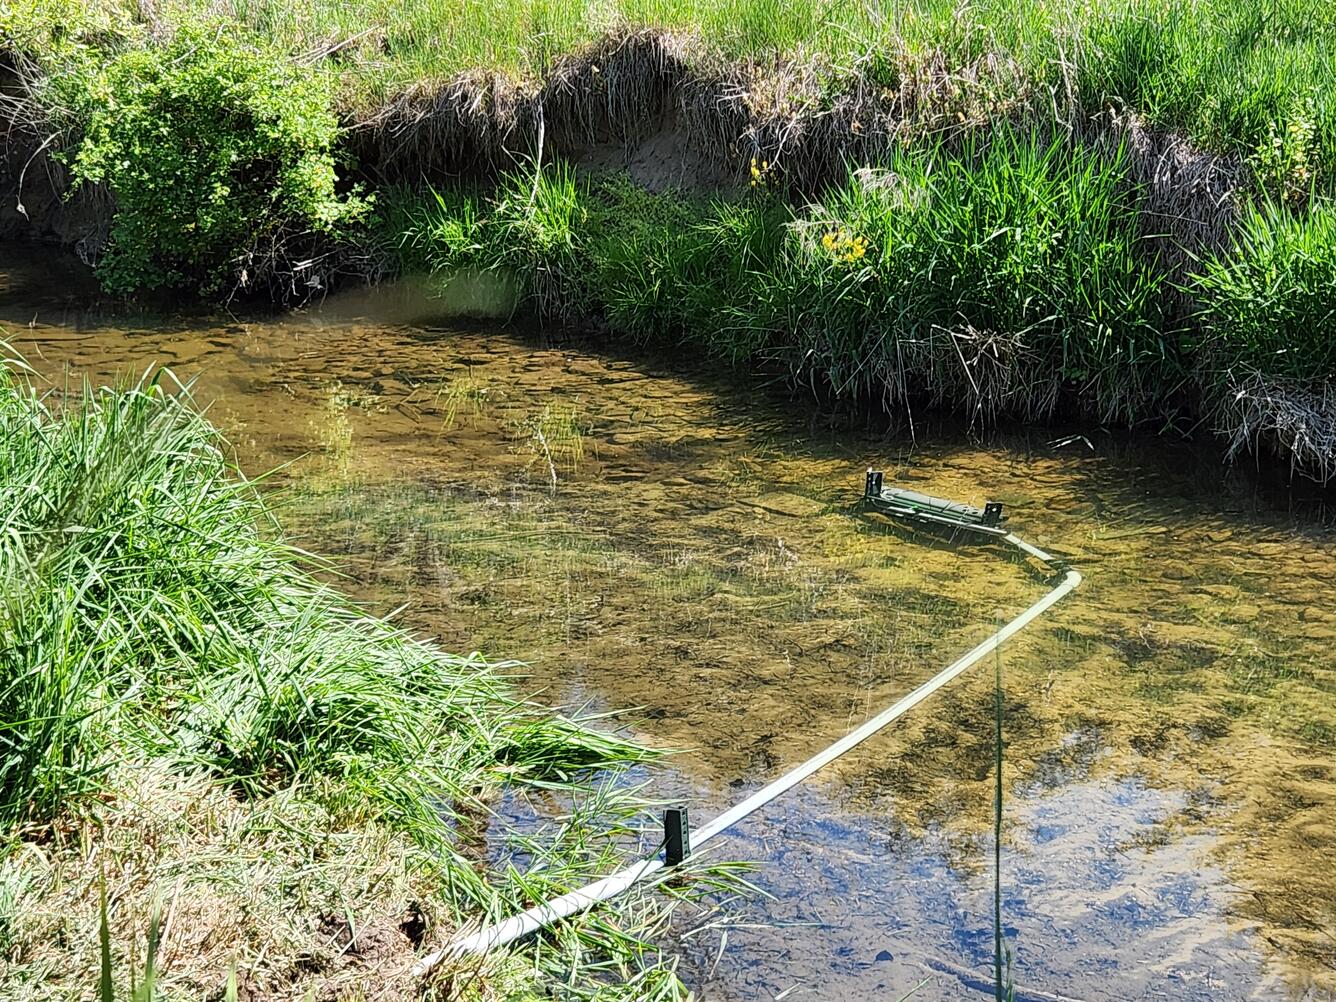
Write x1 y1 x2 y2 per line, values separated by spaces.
0 353 729 999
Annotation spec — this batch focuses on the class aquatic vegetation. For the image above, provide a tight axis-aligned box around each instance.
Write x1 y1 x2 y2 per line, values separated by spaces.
520 400 588 491
436 371 490 430
308 380 358 476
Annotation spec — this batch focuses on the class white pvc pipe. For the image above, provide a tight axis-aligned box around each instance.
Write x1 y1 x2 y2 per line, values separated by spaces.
414 532 1079 975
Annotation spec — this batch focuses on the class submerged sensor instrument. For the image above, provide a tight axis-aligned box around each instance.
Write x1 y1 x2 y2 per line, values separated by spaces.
413 470 1081 973
862 468 1006 535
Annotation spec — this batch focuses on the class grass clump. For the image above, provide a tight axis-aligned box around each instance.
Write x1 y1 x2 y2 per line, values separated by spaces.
1191 198 1336 479
773 133 1174 424
1077 0 1336 191
0 353 720 998
1193 199 1336 384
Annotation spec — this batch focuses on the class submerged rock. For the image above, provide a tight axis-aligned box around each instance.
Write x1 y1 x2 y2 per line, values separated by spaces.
738 492 825 517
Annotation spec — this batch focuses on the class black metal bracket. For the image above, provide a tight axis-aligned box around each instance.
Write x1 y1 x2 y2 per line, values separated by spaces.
864 468 884 499
663 807 690 866
861 469 1008 537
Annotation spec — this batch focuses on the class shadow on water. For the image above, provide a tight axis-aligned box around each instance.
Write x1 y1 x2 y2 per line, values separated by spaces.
6 250 1336 1001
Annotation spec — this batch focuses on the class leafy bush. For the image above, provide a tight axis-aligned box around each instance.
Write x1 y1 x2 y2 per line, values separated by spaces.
64 29 368 295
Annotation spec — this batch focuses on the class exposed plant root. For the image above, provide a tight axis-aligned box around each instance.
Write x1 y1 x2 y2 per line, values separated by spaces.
0 48 113 257
352 30 694 181
932 324 1065 428
352 29 1046 193
1099 108 1245 278
232 226 394 305
1212 371 1336 484
793 321 1065 436
686 47 1039 192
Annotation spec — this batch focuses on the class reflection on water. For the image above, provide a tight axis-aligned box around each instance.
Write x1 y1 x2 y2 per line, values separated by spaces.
6 252 1336 1000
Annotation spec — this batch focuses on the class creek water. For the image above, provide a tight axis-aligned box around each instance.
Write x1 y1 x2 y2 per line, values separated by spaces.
6 249 1336 1001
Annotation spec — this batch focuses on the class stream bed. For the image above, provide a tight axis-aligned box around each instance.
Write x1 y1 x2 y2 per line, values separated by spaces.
7 250 1336 1001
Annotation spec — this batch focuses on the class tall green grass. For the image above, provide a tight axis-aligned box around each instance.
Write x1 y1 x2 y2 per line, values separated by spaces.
1193 198 1336 383
394 133 1177 425
1077 0 1336 191
0 359 634 838
0 353 740 998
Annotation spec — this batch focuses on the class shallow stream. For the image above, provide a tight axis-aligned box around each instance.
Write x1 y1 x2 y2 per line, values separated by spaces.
7 250 1336 1001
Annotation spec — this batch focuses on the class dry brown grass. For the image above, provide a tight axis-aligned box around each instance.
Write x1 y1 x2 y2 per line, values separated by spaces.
1212 371 1336 484
348 28 1049 190
683 46 1039 192
1099 108 1245 279
0 763 448 1001
351 30 693 182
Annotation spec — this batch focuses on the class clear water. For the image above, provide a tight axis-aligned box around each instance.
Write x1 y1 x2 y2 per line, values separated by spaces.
8 250 1336 1000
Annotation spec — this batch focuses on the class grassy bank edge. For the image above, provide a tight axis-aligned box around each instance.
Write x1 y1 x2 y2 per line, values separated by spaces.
0 353 727 1000
386 157 1336 483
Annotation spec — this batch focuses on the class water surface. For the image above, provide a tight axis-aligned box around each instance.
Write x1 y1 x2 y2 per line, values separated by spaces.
8 252 1336 1000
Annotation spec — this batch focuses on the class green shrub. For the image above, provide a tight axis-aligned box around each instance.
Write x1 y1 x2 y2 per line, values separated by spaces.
64 29 369 295
1193 198 1336 382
